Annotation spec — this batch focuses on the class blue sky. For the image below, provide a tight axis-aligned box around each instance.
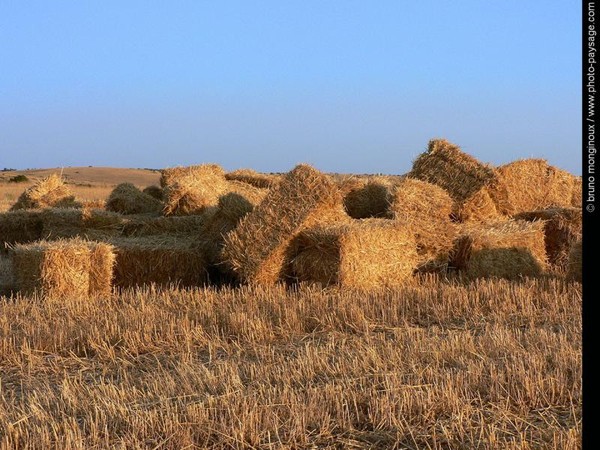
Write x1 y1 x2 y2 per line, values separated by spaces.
0 1 580 174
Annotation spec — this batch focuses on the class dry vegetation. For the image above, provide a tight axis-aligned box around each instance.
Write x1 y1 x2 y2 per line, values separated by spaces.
0 279 581 449
0 147 583 448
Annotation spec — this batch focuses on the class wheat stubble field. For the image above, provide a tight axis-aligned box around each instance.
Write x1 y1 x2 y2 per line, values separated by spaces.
0 141 582 449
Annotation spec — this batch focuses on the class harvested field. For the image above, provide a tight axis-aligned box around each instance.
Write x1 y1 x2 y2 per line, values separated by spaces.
451 220 548 279
290 219 417 288
0 279 581 448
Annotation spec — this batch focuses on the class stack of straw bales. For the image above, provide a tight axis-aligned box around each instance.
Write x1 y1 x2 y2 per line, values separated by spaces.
514 207 581 269
450 220 547 279
487 159 578 216
12 239 115 298
221 164 348 285
198 185 267 268
106 183 163 215
41 208 127 240
566 240 582 282
225 169 281 189
10 174 80 211
290 219 417 289
111 236 207 288
340 176 395 219
142 185 164 200
386 178 457 271
161 164 229 216
0 210 44 249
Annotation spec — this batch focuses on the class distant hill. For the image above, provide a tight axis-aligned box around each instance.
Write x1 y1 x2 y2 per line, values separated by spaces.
0 167 161 187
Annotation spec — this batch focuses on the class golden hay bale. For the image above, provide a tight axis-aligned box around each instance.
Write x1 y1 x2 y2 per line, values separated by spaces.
225 169 281 189
450 220 547 279
161 164 229 216
454 187 503 223
221 164 348 285
566 240 582 282
488 159 577 216
41 208 127 240
89 242 116 296
122 212 215 237
340 176 394 219
0 255 15 295
0 210 44 249
198 186 266 268
571 177 582 207
385 178 457 271
409 139 497 203
12 238 115 298
106 183 163 215
10 174 80 211
514 207 581 269
110 236 208 288
290 219 417 289
142 185 164 201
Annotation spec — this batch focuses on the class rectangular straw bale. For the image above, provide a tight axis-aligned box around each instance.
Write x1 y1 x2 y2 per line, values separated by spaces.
450 220 547 279
111 236 208 288
162 164 229 216
41 208 127 240
385 178 457 271
106 183 163 215
514 207 581 270
0 210 44 249
566 240 582 282
225 169 281 189
290 219 418 289
198 185 267 268
89 242 116 296
221 164 348 285
0 255 15 295
409 139 498 203
122 212 215 237
340 176 395 218
12 239 92 298
571 176 582 207
488 159 578 216
10 174 80 211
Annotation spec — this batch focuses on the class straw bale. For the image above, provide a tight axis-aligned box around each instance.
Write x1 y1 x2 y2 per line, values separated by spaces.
0 255 15 295
221 164 348 285
161 164 229 216
110 236 208 288
514 207 582 269
12 239 92 298
450 220 547 279
225 169 281 189
455 188 503 223
571 177 582 207
41 208 127 240
0 210 44 249
88 242 116 296
341 176 394 218
385 178 457 271
409 139 498 203
197 185 266 266
488 159 577 216
122 212 215 237
142 185 164 201
566 240 582 282
106 183 162 215
290 219 418 289
10 174 80 211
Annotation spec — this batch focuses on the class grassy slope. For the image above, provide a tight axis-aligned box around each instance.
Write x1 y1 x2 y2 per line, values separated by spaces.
0 279 581 449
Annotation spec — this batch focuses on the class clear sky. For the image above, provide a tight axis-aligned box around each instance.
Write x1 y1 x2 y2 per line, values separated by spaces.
0 1 580 174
